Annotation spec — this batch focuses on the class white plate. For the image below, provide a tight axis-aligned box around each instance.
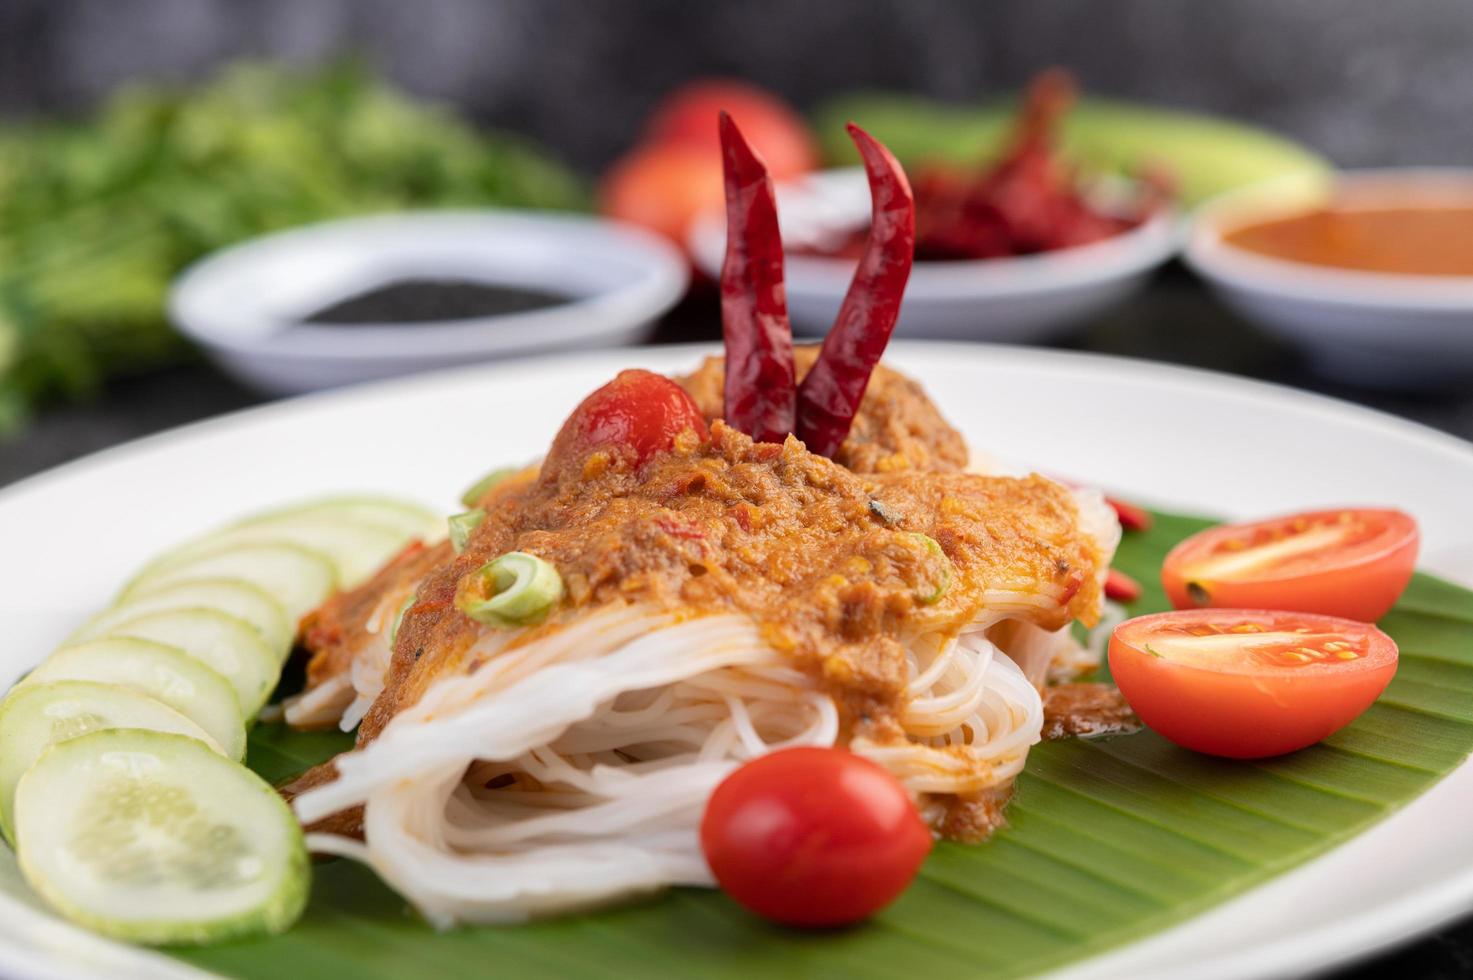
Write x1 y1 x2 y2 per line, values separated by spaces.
688 169 1179 342
1 343 1470 980
170 210 689 395
1184 168 1473 389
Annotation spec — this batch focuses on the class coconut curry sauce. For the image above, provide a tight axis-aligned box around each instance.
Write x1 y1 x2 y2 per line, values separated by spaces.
367 422 1104 749
296 354 971 709
1225 205 1473 276
299 539 454 697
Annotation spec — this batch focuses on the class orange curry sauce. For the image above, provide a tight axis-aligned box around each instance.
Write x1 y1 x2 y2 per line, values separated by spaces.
1225 204 1473 276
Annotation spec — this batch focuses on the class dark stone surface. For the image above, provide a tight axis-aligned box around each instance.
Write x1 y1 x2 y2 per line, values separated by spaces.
4 0 1473 173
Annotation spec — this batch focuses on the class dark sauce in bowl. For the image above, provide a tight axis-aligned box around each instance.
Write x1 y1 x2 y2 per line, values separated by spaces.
303 279 575 325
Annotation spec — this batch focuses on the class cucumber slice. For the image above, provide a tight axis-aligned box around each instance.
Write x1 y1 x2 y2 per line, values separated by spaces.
23 639 246 761
146 516 409 590
0 680 223 844
102 610 279 716
14 729 309 945
239 495 443 541
120 542 336 623
73 579 293 660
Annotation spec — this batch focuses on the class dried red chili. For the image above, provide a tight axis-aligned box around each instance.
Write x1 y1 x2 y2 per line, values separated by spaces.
1107 496 1154 533
1105 568 1143 602
717 111 796 444
795 70 1166 264
794 123 915 458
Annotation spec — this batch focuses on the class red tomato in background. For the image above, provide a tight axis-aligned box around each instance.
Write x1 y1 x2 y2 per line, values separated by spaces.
644 78 819 181
597 143 724 246
599 79 817 248
545 369 708 473
700 747 931 927
1109 609 1399 759
1161 508 1419 622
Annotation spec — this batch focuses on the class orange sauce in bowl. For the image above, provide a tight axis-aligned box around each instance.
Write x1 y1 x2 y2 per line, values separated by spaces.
1225 205 1473 276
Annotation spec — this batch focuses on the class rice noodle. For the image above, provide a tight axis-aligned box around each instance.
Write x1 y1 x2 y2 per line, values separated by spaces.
857 630 1041 795
293 602 1044 926
283 584 412 731
279 674 353 729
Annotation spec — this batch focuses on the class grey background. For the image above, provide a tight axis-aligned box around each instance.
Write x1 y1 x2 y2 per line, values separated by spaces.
2 0 1472 172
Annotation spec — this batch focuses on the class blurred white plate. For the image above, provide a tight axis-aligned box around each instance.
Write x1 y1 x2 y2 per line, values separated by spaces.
1185 168 1473 388
689 168 1178 341
1 343 1471 979
170 210 689 395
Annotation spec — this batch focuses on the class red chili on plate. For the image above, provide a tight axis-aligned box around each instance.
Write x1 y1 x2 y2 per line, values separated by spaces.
1109 609 1399 759
1105 568 1142 602
1161 508 1418 622
700 747 931 927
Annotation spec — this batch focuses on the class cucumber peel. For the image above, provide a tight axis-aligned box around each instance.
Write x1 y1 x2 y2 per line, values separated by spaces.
14 729 309 945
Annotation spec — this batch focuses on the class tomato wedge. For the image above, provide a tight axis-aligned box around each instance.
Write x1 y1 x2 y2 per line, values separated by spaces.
1109 609 1398 758
1161 508 1418 621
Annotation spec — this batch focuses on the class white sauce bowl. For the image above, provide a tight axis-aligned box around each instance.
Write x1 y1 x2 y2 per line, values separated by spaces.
170 210 689 395
689 167 1178 343
1184 168 1473 389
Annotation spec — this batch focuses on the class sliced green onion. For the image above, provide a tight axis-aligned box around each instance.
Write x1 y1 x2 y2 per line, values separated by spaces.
456 552 563 627
387 593 416 647
459 467 518 508
908 532 952 605
448 509 486 554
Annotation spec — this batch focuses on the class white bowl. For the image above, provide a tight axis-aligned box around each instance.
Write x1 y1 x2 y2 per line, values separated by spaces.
170 210 689 395
688 168 1178 342
1184 168 1473 388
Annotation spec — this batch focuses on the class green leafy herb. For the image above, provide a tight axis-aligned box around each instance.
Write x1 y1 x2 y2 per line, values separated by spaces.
0 61 587 433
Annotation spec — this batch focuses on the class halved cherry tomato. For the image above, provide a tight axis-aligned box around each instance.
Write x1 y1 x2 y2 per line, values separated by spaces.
544 369 708 474
1109 609 1398 758
1161 508 1418 622
700 747 931 927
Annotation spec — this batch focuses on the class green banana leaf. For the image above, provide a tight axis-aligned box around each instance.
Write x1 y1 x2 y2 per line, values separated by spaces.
173 510 1473 979
814 94 1331 208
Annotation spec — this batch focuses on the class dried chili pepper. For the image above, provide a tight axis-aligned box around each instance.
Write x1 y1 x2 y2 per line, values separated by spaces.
794 70 1165 263
1105 568 1143 602
794 123 915 458
1107 496 1153 532
718 111 795 444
